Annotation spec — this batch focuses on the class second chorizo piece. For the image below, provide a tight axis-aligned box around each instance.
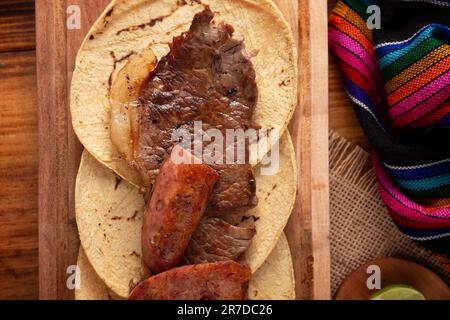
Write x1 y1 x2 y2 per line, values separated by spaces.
142 146 219 274
129 261 251 300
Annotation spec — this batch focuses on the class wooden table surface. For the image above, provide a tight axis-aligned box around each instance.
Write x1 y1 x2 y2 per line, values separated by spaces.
0 0 366 299
0 0 38 299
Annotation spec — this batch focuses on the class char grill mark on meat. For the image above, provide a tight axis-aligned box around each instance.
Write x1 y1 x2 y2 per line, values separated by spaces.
206 163 257 215
135 8 258 214
129 261 251 300
185 217 256 264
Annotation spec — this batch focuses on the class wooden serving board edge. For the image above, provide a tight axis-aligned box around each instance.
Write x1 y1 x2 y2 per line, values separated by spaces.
36 0 79 300
285 0 330 300
36 0 330 300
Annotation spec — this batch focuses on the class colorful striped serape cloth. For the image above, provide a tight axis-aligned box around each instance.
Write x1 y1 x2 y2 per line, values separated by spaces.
329 0 450 268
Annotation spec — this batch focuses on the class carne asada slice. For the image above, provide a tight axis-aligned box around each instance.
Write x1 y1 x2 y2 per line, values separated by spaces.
135 8 258 214
185 217 255 264
129 261 251 300
142 146 219 274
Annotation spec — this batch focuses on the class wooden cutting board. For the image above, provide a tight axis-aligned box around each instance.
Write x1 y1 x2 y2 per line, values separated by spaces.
36 0 329 300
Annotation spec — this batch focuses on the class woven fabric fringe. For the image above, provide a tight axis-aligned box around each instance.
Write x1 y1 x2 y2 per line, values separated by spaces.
329 131 450 295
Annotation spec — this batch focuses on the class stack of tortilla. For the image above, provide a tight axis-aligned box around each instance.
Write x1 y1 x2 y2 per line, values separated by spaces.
71 0 298 300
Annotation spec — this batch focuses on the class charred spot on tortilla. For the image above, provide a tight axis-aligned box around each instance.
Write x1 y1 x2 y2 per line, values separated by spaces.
105 7 114 18
116 0 205 36
178 0 204 7
114 176 122 190
102 7 114 28
263 184 278 200
127 210 139 221
108 51 137 90
130 251 140 258
116 15 171 35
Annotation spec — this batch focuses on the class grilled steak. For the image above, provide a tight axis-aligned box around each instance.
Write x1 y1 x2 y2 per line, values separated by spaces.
135 8 258 214
142 146 219 274
129 261 251 300
185 217 255 264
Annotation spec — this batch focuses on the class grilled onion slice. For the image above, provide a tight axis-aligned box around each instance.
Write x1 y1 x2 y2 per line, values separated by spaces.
110 47 157 160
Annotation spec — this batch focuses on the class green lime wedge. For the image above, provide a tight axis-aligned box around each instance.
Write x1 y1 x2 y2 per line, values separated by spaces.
370 284 426 300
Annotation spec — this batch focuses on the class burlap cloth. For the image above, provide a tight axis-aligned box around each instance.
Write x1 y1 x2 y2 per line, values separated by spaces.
329 131 450 296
